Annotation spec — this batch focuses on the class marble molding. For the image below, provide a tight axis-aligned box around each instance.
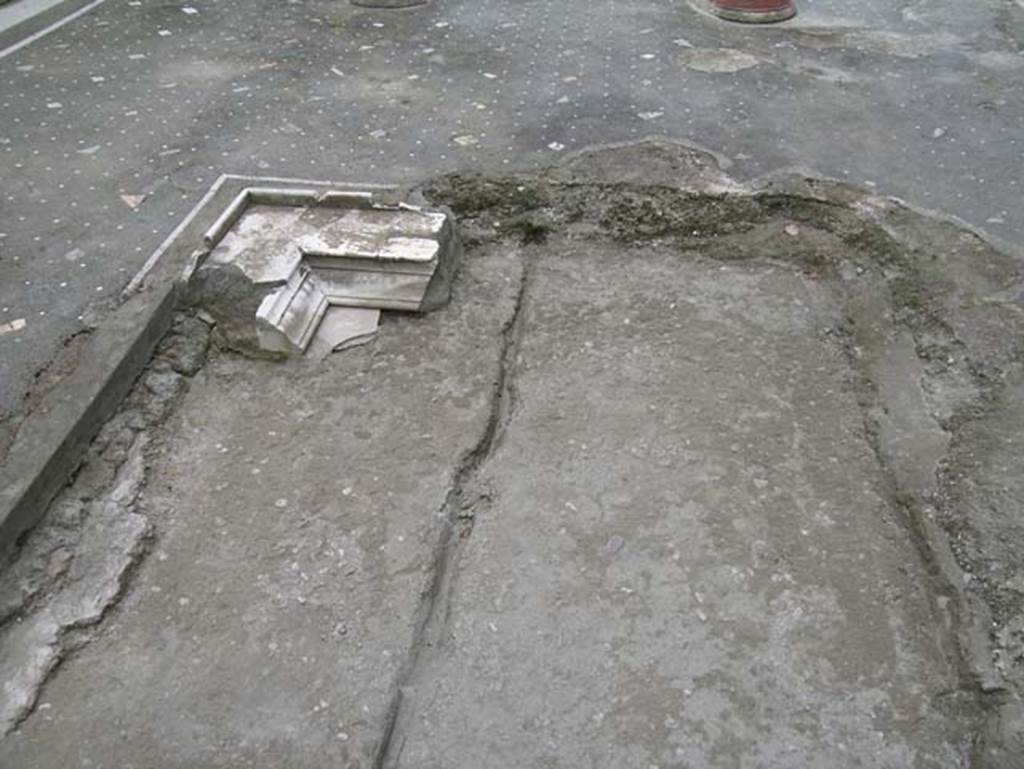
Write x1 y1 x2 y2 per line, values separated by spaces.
186 187 457 355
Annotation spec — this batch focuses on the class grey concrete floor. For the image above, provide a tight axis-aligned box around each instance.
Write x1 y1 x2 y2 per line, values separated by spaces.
1 0 1023 454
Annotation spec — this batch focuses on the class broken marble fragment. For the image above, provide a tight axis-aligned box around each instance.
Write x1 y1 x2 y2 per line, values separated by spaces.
187 189 458 356
307 306 382 360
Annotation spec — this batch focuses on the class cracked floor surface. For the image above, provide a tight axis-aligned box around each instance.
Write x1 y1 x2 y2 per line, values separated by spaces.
4 154 1024 766
387 241 972 768
0 243 526 766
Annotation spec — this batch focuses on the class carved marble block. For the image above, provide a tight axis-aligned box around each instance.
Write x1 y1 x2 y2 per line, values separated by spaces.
186 188 457 355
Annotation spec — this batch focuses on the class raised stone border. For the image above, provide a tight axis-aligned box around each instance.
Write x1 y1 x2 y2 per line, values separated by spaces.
0 175 403 557
0 0 105 59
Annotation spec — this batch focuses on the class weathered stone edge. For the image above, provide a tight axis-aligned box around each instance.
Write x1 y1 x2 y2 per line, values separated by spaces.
0 0 104 58
0 174 399 557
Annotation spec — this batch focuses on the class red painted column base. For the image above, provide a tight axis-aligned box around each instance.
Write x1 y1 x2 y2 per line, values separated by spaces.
710 0 796 23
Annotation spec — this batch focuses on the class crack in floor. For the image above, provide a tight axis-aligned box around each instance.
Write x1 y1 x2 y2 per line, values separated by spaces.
374 246 536 769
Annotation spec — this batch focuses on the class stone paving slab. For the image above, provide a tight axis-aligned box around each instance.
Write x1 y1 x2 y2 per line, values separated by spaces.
387 240 971 769
0 245 523 768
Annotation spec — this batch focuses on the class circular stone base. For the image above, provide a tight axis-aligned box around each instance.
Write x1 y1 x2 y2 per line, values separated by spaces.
351 0 428 7
710 0 795 23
